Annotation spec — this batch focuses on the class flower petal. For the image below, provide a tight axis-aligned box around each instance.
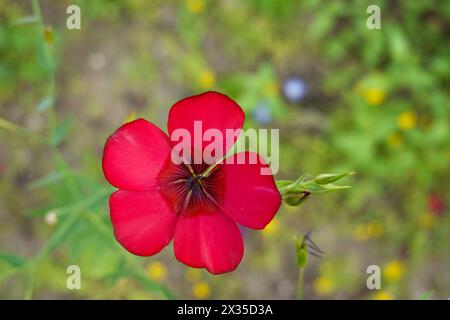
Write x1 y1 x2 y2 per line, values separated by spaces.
167 91 245 163
102 118 173 191
220 152 281 229
109 190 177 256
174 212 244 274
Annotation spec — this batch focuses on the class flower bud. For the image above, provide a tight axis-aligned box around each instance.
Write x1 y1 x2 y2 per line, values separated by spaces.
313 172 354 185
284 192 310 207
294 237 308 268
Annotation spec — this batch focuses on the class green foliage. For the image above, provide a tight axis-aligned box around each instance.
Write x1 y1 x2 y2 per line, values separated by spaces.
0 0 449 299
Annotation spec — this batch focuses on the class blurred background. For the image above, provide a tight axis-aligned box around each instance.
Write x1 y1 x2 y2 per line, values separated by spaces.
0 0 449 299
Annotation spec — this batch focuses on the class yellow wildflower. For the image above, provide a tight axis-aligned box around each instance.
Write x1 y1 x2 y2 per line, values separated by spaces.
146 261 167 282
397 111 417 130
363 88 385 106
384 260 405 282
373 291 394 300
186 0 205 14
198 69 216 89
193 281 211 299
314 276 335 295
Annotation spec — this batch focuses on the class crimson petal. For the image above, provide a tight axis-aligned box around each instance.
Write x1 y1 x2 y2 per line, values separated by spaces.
167 91 245 163
102 118 173 191
174 212 244 274
109 190 177 256
220 152 281 229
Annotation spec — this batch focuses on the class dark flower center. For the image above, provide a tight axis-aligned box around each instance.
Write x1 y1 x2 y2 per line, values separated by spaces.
159 161 224 215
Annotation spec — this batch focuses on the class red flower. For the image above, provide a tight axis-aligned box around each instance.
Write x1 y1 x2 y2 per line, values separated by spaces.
102 91 281 274
427 194 445 216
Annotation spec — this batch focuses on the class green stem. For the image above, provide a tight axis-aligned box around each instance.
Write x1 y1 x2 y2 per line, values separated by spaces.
0 117 47 144
19 0 55 299
126 267 176 300
296 267 304 300
24 264 36 300
2 0 175 301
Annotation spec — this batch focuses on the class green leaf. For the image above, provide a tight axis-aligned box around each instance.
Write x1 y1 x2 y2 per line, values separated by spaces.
10 15 39 26
388 27 410 62
0 253 27 267
418 290 434 300
126 268 176 300
275 180 292 188
28 172 63 190
69 230 121 279
50 118 73 146
36 96 54 112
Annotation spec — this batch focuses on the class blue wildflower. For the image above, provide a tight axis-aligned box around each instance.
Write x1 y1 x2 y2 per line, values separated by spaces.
282 77 308 103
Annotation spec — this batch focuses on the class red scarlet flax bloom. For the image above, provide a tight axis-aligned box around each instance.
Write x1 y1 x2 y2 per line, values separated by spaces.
102 91 281 274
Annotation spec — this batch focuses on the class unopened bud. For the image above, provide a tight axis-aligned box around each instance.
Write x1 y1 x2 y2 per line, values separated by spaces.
313 172 354 185
294 237 308 268
285 191 310 207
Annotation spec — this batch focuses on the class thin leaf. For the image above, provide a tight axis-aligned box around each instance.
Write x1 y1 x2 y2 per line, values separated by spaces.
50 118 73 146
28 172 63 190
10 15 39 26
275 180 292 188
418 290 434 300
0 253 27 267
36 96 54 112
